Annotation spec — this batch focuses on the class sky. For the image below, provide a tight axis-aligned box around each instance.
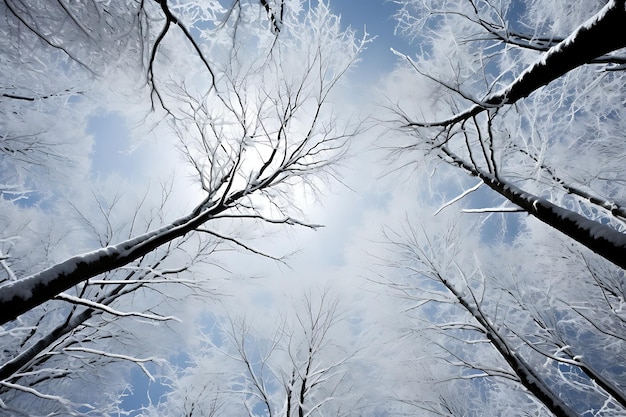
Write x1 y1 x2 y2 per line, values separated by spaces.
330 1 414 83
85 1 517 413
91 1 417 413
5 0 625 415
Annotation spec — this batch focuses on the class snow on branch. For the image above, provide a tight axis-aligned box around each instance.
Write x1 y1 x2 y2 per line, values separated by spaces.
434 180 483 215
55 293 181 322
461 207 525 213
62 347 164 382
0 380 92 409
11 368 70 379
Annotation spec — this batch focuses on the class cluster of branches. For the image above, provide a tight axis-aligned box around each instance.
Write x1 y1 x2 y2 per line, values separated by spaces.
141 289 373 417
391 0 626 269
383 0 626 415
0 181 226 415
0 0 367 414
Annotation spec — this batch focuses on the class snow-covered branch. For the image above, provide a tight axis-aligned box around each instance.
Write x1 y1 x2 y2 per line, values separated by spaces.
461 207 525 213
434 181 483 215
62 347 164 381
440 144 626 270
403 0 626 127
0 380 92 409
55 293 181 322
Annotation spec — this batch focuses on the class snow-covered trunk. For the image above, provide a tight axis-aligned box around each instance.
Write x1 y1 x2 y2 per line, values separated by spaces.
441 145 626 270
0 308 93 382
488 0 626 105
298 348 313 417
286 369 295 417
0 198 222 325
438 274 579 417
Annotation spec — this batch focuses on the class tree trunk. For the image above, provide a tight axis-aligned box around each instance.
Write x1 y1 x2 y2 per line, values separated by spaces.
441 145 626 270
0 198 222 325
438 273 579 417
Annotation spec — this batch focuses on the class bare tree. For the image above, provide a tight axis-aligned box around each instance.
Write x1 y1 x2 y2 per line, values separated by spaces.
141 288 373 417
0 0 367 413
388 0 626 269
0 0 368 323
379 215 626 416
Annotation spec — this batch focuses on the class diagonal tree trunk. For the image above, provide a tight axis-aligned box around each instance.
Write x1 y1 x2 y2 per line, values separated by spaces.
406 0 626 128
434 270 579 417
440 145 626 270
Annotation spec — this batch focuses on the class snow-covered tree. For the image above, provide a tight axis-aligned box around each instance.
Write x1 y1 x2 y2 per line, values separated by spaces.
0 0 367 413
140 288 390 417
377 194 625 416
389 0 626 268
376 2 626 412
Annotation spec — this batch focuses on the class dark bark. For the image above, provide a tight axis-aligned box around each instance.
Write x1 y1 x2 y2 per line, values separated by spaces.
436 272 579 417
441 145 626 270
408 0 626 127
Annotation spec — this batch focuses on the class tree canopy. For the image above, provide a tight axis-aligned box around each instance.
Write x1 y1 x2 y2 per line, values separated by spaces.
1 0 624 415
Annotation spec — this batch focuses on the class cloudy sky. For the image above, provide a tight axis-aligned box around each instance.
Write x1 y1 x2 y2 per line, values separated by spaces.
87 0 420 296
90 1 425 411
8 0 623 415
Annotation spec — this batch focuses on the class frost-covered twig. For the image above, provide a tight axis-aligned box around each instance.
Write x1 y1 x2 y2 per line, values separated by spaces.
62 347 163 381
434 181 483 215
55 293 181 322
0 380 92 409
197 228 285 262
212 214 324 229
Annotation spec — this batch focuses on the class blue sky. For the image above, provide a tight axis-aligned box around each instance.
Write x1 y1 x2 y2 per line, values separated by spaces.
88 113 134 178
4 0 625 415
330 1 414 81
105 1 526 410
107 2 412 412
